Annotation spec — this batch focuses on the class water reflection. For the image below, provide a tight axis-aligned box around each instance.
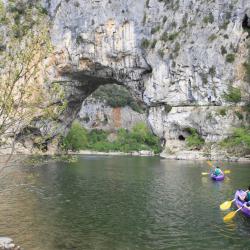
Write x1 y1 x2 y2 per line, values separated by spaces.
0 156 249 249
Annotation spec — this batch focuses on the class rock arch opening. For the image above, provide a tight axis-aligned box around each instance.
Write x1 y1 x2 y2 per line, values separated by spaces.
77 83 147 131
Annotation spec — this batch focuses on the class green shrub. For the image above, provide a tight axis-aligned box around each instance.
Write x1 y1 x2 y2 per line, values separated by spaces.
92 84 143 113
243 102 250 113
243 61 250 83
208 34 217 42
185 128 205 149
226 53 235 63
62 122 162 153
164 104 172 113
218 108 227 116
168 32 179 41
151 25 161 34
173 42 180 54
209 66 216 77
220 21 230 30
220 127 250 155
63 121 88 151
160 32 168 42
143 13 147 25
203 12 214 24
151 39 157 49
141 38 150 48
235 111 244 120
170 21 177 28
161 31 179 42
223 87 241 103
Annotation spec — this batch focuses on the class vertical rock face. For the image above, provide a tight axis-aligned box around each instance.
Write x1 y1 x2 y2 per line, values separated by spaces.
78 97 146 131
9 0 250 157
45 0 151 102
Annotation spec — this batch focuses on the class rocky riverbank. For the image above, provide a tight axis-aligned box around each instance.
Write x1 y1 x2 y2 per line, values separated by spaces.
160 150 250 162
68 150 155 156
1 148 250 162
0 237 20 250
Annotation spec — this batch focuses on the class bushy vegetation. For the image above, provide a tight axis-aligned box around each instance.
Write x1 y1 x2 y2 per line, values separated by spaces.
161 31 179 42
141 38 150 48
208 34 217 42
221 45 227 55
218 108 227 116
235 111 244 120
151 39 157 49
243 61 250 83
209 66 216 77
63 121 88 151
220 127 250 156
185 128 205 149
226 53 235 63
5 0 48 39
92 84 143 113
62 122 162 153
223 87 241 103
151 25 161 34
168 32 179 41
203 12 214 24
173 42 180 54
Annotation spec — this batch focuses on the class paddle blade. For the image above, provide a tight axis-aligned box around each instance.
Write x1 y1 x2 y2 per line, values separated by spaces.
201 172 209 176
224 170 231 174
220 201 233 211
223 211 237 222
207 161 213 167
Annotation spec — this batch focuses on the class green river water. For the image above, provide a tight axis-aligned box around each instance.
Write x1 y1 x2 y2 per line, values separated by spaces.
0 156 250 250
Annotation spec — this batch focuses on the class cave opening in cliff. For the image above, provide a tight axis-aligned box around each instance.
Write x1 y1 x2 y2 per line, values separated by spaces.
242 14 250 36
178 135 185 141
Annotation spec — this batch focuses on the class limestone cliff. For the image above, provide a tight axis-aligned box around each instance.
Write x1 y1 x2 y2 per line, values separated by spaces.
2 0 250 159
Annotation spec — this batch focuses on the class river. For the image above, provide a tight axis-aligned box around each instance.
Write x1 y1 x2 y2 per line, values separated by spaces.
0 156 249 249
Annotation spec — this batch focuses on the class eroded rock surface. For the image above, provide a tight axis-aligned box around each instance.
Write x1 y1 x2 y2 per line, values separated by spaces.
0 237 20 250
2 0 250 159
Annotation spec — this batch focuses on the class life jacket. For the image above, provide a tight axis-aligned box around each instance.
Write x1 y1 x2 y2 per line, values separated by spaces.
214 168 221 176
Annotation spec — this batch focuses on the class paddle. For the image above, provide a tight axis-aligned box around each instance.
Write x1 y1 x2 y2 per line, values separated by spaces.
220 189 248 211
201 170 230 176
206 161 213 167
223 207 243 222
220 199 235 211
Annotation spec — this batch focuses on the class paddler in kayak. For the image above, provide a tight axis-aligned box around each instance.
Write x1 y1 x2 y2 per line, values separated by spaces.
213 166 223 176
238 186 250 209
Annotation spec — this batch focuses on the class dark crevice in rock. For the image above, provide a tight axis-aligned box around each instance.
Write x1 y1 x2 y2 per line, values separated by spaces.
242 14 250 36
178 135 185 141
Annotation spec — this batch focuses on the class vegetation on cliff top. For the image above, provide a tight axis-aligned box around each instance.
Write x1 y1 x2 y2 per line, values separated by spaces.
62 121 161 153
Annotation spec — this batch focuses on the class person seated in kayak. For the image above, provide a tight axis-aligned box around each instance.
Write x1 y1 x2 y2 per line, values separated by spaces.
213 166 223 176
239 186 250 205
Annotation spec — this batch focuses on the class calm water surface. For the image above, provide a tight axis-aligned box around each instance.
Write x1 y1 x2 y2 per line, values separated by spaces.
0 156 250 250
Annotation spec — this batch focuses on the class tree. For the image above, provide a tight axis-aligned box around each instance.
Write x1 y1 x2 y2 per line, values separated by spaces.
0 0 51 169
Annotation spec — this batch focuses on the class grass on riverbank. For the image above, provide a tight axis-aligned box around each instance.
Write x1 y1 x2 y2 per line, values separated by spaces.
62 121 162 154
220 127 250 156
